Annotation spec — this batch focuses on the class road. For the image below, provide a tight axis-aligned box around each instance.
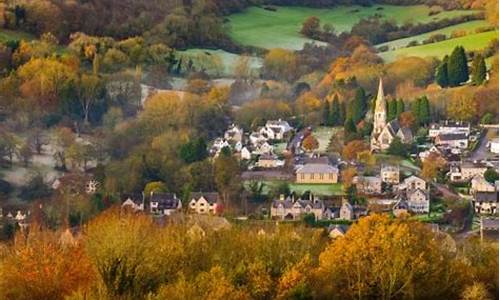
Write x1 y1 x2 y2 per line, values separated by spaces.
470 128 497 162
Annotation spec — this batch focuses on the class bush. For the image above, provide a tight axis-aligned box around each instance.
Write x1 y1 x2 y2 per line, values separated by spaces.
422 33 446 44
377 45 389 52
407 40 419 47
0 179 13 197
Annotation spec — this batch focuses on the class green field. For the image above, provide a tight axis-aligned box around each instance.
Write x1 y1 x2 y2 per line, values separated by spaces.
377 20 490 50
379 30 498 62
245 180 344 196
0 29 34 42
178 48 262 76
227 5 478 50
312 126 335 153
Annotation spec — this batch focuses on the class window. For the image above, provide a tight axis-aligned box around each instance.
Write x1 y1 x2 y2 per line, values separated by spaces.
320 174 324 180
300 174 305 180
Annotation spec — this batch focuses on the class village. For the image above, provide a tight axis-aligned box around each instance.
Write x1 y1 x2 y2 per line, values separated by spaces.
4 78 496 241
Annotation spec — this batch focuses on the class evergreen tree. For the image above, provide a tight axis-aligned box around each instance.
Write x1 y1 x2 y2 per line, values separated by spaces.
387 99 397 121
322 100 331 126
396 99 405 117
471 54 487 85
436 55 449 87
339 101 346 125
387 137 407 157
351 87 366 124
344 117 357 135
447 46 469 86
419 96 431 125
330 95 341 126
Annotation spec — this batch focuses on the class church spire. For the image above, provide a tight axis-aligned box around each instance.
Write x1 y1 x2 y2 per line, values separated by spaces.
372 77 387 136
374 77 386 113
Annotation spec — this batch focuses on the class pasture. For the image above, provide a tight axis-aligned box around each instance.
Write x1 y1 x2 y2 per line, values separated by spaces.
245 180 344 196
379 30 498 62
227 5 478 50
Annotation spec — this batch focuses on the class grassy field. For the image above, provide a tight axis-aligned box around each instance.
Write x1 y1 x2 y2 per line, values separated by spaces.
379 30 498 62
177 48 262 77
311 126 335 153
245 180 344 196
377 20 490 50
227 5 478 50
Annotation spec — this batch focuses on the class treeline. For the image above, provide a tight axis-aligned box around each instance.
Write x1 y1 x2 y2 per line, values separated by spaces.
351 13 484 45
0 213 497 300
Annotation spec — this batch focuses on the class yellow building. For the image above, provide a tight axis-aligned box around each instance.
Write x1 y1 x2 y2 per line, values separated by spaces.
296 163 339 184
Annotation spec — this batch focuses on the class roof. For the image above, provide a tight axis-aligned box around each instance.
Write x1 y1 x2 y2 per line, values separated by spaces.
121 193 143 205
404 175 425 184
387 119 400 135
461 161 488 169
266 119 291 129
259 153 278 160
190 192 219 204
474 191 499 203
482 218 499 230
437 133 468 141
272 197 324 209
399 127 413 140
440 120 470 128
297 163 338 174
381 164 399 172
150 193 179 209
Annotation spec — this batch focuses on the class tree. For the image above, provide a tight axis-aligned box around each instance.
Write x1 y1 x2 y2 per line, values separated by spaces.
300 16 320 38
17 141 33 167
447 46 469 87
144 181 168 196
341 167 357 189
315 214 467 299
344 117 357 136
263 48 298 82
76 73 103 124
214 149 241 209
322 100 331 126
342 140 368 161
387 137 407 157
422 152 447 181
399 111 416 128
418 96 431 125
329 95 342 126
461 282 492 300
302 135 319 153
387 99 397 121
471 54 487 85
396 99 405 117
448 90 478 122
269 182 291 200
350 87 366 124
484 168 498 184
436 55 449 87
179 138 208 164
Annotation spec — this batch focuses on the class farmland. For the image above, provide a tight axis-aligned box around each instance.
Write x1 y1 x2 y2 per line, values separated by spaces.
379 30 498 62
245 180 344 196
227 5 478 50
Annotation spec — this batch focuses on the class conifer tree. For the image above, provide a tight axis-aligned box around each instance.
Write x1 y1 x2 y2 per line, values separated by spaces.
471 54 487 85
344 117 357 135
340 101 346 126
322 100 331 126
411 98 421 125
387 99 397 121
396 99 405 117
436 55 449 87
447 46 469 86
351 87 366 124
330 95 341 126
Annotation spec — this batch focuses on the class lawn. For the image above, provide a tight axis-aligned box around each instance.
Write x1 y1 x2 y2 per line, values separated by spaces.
379 30 498 62
377 20 490 50
227 5 478 50
311 126 336 153
245 180 344 196
177 48 262 77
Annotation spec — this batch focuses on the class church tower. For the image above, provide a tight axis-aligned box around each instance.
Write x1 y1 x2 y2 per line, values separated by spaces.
372 77 387 136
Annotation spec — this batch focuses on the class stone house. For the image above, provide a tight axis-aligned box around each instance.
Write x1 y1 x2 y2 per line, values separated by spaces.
435 133 469 149
296 163 339 184
473 191 498 215
270 195 325 220
353 176 382 195
189 192 220 215
380 165 400 184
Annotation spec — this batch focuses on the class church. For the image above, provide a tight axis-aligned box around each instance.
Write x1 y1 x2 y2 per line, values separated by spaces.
370 78 413 152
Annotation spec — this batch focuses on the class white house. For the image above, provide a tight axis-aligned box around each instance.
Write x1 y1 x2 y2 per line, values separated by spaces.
265 119 293 140
339 200 354 220
240 147 251 160
435 133 468 149
121 193 144 211
407 189 430 213
490 138 500 154
224 124 244 143
380 165 400 184
252 141 273 155
150 192 182 216
429 120 470 138
402 175 426 191
270 195 325 220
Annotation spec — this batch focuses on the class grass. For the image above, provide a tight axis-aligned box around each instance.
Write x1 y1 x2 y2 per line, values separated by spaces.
377 20 490 50
177 48 262 77
245 180 344 196
227 5 478 50
379 30 498 62
0 29 34 43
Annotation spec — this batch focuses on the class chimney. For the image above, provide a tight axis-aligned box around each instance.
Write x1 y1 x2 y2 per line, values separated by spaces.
279 194 285 201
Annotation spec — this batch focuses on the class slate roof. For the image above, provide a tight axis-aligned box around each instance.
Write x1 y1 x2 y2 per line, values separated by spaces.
271 197 324 209
190 192 219 204
474 191 499 203
121 193 143 205
297 163 338 174
150 193 179 209
437 133 468 141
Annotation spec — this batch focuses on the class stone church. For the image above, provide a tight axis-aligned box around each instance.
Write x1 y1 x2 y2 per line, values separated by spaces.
370 78 413 152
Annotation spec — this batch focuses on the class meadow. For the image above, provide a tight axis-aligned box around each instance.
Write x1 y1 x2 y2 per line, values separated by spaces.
379 30 498 62
245 180 344 196
227 5 478 50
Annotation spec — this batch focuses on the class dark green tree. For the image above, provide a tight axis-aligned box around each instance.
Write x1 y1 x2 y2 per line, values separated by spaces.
418 96 431 125
471 54 487 85
436 55 449 87
387 99 397 121
447 46 469 87
350 87 367 124
344 117 357 135
411 98 421 125
396 99 405 117
484 168 499 184
330 95 342 126
339 101 346 125
322 100 331 126
179 138 208 164
387 137 407 157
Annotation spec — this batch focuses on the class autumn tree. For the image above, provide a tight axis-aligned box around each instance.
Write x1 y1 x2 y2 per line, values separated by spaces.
471 54 487 85
421 152 447 181
76 73 104 124
262 48 298 82
300 16 320 38
448 89 478 121
302 135 319 153
214 148 241 209
342 140 368 161
399 111 416 128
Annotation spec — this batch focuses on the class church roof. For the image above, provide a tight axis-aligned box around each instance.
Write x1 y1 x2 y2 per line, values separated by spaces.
374 77 386 113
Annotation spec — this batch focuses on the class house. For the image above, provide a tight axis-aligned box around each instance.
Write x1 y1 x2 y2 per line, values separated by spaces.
150 192 182 216
211 138 230 155
265 119 293 140
418 146 443 162
353 176 382 195
370 78 413 151
339 200 354 220
406 189 430 213
224 124 244 143
240 147 251 160
252 141 273 155
473 191 498 215
257 154 284 168
435 133 468 149
381 165 400 184
327 224 349 239
402 175 426 190
270 195 325 220
249 132 267 145
121 193 144 211
449 162 488 182
490 138 499 154
296 163 339 184
189 192 220 215
429 120 470 138
471 175 496 194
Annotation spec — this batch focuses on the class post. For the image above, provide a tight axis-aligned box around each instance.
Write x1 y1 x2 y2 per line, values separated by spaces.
480 216 483 244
